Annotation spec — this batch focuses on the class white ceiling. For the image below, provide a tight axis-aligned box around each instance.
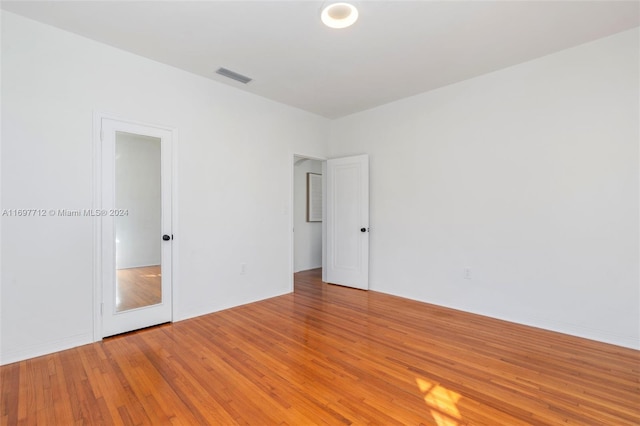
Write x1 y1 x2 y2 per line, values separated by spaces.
3 1 639 119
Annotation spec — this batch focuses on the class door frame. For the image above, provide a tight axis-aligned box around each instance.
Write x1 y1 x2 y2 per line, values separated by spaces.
92 112 178 341
289 153 327 290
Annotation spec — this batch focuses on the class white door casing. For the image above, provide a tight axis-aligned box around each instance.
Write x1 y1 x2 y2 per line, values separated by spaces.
99 116 173 337
325 154 369 290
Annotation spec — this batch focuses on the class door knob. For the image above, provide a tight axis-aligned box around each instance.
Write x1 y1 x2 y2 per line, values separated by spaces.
162 235 171 241
360 228 367 233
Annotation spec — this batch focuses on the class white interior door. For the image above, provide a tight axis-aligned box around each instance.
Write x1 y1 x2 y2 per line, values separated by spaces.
100 117 173 337
325 154 369 290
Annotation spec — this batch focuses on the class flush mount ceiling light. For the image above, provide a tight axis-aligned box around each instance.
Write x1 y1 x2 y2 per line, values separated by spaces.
321 2 358 29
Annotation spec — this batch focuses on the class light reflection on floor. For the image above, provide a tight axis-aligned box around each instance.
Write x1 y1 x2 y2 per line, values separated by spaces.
416 377 462 426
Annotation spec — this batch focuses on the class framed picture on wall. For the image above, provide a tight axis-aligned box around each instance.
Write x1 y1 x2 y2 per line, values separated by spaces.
307 172 322 222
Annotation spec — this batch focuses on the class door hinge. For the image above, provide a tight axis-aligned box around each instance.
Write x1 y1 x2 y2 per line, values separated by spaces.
100 126 103 142
100 302 104 315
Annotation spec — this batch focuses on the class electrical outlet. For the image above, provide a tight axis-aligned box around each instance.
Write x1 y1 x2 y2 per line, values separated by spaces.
240 263 247 275
464 268 471 280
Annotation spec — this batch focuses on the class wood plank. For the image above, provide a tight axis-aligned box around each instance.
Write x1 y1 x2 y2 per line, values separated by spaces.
1 268 638 424
116 265 162 312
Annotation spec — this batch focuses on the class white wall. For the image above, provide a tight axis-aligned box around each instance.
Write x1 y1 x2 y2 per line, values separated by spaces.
1 11 637 364
115 132 161 269
294 158 323 272
0 12 328 364
329 28 640 349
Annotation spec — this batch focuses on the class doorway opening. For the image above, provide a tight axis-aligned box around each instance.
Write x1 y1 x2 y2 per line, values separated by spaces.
291 153 370 291
292 156 325 283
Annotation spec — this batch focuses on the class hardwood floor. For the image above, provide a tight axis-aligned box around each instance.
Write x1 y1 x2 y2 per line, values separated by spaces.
116 265 162 312
2 268 639 425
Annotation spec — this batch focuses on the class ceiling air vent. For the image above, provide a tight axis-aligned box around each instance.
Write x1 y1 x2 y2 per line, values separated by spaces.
215 67 252 84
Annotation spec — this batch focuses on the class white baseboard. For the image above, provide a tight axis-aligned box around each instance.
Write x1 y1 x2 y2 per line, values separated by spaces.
4 290 636 365
174 289 292 323
293 265 322 273
496 312 640 350
1 332 93 365
373 285 639 350
116 263 161 270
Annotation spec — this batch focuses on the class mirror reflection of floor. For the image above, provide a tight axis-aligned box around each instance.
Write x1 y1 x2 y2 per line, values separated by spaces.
116 265 162 312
